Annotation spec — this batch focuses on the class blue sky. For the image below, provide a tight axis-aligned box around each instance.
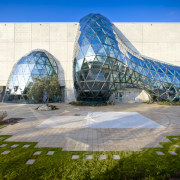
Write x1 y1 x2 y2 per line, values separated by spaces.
0 0 180 22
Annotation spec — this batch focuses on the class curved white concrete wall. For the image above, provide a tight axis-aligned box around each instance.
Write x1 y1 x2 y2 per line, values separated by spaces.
110 88 150 103
0 22 180 102
114 23 180 66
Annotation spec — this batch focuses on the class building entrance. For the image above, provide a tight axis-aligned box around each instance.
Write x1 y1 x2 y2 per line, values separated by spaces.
114 91 123 103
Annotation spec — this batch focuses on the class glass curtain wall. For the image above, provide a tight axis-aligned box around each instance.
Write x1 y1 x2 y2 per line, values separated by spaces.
73 13 180 102
4 50 58 103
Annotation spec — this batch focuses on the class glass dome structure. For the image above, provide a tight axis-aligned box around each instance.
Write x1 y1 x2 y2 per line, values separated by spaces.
73 13 180 102
4 50 58 102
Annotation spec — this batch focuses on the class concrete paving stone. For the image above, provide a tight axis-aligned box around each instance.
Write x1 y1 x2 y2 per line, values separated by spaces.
99 155 106 160
22 144 30 148
0 103 180 152
172 138 179 140
113 155 120 159
168 151 177 155
26 159 36 164
47 151 55 155
173 145 179 148
11 144 19 148
85 155 93 159
155 151 164 155
33 151 42 155
1 150 10 154
72 155 79 159
0 144 7 147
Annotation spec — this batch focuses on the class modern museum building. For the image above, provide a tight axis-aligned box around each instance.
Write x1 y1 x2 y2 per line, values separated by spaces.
0 13 180 103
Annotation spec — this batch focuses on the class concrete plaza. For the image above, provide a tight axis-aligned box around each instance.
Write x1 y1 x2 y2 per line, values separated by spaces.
0 103 180 151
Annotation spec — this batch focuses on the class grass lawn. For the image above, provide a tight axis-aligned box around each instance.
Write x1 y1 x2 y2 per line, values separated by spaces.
0 125 6 129
0 135 180 180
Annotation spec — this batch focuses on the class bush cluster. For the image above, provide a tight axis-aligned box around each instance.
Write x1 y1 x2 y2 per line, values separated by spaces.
49 105 58 110
145 100 180 106
69 101 115 106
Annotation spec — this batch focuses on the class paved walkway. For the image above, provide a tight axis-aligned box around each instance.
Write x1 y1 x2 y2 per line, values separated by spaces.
0 103 180 151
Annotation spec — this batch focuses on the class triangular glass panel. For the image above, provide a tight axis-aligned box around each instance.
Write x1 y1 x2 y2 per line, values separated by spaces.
92 27 100 33
37 58 44 65
97 45 106 56
23 75 30 83
13 76 19 86
91 35 101 44
17 75 24 85
86 28 94 36
38 69 42 74
28 64 35 72
97 56 106 64
98 34 106 43
31 65 39 75
86 71 95 80
81 36 89 46
167 69 174 76
36 64 44 70
109 48 116 59
91 44 101 54
96 73 105 82
157 67 164 74
78 49 84 59
86 82 95 90
81 82 89 90
81 45 89 56
168 75 174 83
91 22 100 28
86 45 95 56
86 34 95 43
114 49 119 58
103 45 111 56
104 37 111 46
81 59 89 70
81 69 89 80
151 71 156 78
77 58 83 70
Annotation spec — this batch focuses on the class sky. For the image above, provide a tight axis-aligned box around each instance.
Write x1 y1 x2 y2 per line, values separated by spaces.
0 0 180 22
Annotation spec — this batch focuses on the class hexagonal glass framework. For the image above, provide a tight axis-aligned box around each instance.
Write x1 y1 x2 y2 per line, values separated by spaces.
73 13 180 102
4 50 58 102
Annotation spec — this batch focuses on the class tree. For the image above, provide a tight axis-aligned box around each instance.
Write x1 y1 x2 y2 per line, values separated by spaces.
26 75 61 104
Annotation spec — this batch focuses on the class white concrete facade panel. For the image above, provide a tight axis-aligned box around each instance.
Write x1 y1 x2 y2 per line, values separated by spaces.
114 23 180 65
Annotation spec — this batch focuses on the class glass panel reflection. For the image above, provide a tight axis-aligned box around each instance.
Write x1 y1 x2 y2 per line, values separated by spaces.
73 13 180 102
4 50 58 103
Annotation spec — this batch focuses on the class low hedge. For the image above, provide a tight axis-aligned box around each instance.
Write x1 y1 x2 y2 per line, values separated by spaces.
145 100 180 106
69 101 115 106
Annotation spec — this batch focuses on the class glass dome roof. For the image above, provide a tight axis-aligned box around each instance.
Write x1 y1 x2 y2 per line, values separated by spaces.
4 50 57 102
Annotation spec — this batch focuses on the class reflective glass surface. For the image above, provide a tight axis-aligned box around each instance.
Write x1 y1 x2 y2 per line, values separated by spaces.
4 50 58 102
73 13 180 102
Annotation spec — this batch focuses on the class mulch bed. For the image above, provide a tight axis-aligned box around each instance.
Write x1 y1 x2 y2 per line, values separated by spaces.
0 118 24 125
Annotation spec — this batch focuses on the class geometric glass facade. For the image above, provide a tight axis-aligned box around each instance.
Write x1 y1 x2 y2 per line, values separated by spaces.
4 50 58 102
73 13 180 102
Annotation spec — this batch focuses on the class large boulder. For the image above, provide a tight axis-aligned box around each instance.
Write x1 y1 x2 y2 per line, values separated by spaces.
0 111 7 122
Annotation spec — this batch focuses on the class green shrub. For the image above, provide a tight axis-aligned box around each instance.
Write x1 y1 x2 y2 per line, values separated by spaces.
145 100 180 106
69 101 115 106
26 75 61 104
49 105 58 110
